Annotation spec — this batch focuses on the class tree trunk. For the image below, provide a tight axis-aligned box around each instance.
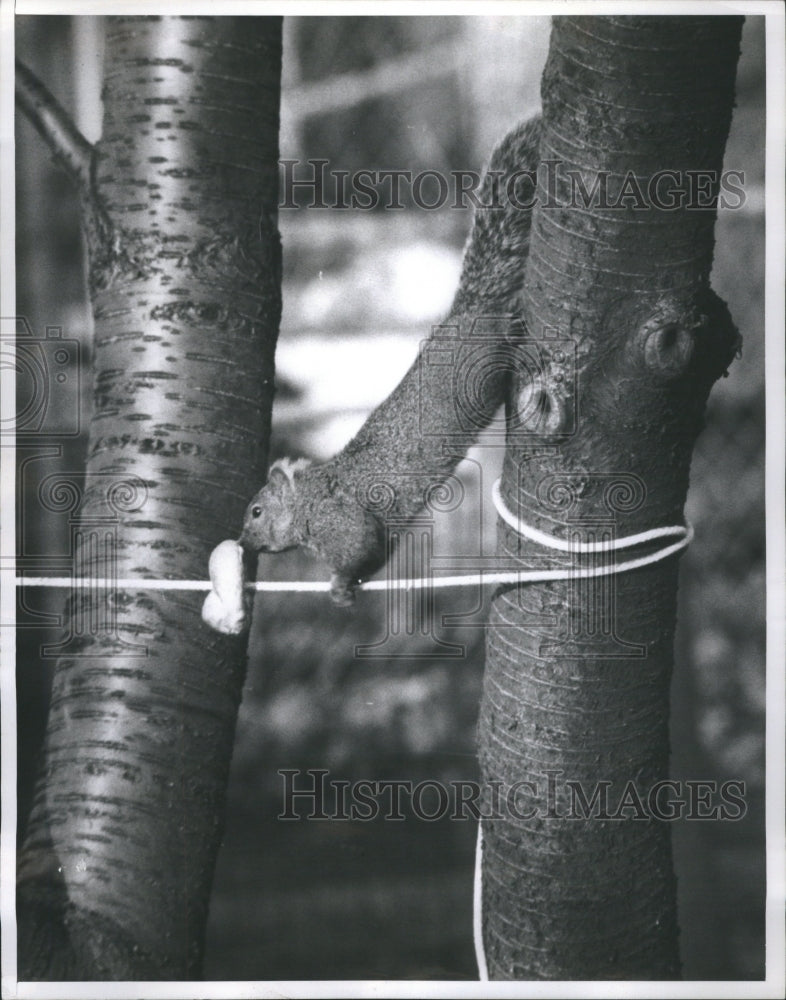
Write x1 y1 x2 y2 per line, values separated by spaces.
478 15 743 979
17 15 282 978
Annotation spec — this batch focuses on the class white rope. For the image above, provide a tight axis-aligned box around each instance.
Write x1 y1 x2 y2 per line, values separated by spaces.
10 480 693 983
12 576 328 591
491 478 690 553
12 486 692 592
13 498 692 592
473 821 489 982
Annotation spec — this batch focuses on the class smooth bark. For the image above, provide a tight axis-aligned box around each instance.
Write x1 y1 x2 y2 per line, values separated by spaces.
17 16 282 978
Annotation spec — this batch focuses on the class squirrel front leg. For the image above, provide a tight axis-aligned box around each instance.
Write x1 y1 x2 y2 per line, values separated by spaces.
239 117 542 604
325 513 384 606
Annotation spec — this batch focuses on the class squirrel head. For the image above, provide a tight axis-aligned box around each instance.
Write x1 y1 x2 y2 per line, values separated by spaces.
238 458 311 554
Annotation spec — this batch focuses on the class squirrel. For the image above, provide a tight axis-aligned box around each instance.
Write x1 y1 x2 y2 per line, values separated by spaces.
239 116 542 606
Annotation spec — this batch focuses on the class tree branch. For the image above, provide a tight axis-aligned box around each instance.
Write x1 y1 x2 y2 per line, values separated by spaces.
283 38 470 120
16 59 94 196
16 59 114 280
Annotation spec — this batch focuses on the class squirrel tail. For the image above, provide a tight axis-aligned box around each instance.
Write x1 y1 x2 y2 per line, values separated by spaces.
451 115 542 318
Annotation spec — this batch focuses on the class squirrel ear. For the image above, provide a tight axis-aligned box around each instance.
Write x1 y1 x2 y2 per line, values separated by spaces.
268 457 311 489
267 465 289 486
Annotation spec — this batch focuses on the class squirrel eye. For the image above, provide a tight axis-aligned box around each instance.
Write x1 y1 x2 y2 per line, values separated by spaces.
252 506 262 518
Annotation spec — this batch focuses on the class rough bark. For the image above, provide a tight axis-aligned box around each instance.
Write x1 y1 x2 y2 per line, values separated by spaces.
478 15 743 979
17 16 282 978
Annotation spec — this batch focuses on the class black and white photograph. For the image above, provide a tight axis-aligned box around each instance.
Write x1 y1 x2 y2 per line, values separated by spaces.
1 1 783 997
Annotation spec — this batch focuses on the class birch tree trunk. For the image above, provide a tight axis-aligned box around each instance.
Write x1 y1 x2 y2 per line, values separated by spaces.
478 15 743 979
17 15 282 978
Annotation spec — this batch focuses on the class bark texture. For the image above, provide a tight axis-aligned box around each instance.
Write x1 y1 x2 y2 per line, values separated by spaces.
17 16 282 978
478 15 743 979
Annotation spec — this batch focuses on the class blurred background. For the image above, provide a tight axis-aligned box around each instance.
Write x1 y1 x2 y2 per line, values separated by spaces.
14 14 765 981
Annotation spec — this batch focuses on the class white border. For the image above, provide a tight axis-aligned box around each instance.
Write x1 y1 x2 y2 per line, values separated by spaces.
764 4 786 998
8 980 786 1000
0 0 18 996
8 0 784 16
1 3 784 999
